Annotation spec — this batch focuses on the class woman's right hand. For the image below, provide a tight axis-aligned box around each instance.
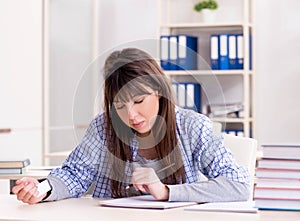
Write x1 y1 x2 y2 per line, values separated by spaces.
12 177 46 204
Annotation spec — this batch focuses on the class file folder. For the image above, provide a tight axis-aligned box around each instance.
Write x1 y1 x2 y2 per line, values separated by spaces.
185 82 201 112
219 34 229 70
169 36 178 70
210 34 219 70
160 36 169 70
177 35 198 70
249 35 252 70
236 34 244 69
177 83 186 108
228 34 238 69
173 82 201 112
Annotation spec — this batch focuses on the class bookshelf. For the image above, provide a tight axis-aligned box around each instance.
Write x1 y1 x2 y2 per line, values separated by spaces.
158 0 255 138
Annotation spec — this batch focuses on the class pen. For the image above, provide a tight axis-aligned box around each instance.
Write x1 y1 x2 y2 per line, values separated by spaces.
125 163 175 190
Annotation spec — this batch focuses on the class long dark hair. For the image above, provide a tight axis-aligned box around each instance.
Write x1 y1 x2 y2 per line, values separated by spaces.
103 48 186 197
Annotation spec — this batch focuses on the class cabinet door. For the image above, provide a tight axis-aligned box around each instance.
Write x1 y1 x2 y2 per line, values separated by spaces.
45 0 94 165
0 0 43 165
0 0 42 128
0 130 42 165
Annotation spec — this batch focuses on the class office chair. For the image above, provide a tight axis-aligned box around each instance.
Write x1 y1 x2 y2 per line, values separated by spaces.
223 134 258 200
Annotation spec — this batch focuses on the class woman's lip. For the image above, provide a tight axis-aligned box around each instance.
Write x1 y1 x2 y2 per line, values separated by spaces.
132 121 144 129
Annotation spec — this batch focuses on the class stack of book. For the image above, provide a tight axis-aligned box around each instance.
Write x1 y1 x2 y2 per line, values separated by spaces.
0 159 31 174
254 144 300 211
207 102 244 118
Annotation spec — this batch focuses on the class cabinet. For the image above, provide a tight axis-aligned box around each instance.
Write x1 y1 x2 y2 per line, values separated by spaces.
42 0 96 166
158 0 255 138
0 0 43 166
0 1 99 167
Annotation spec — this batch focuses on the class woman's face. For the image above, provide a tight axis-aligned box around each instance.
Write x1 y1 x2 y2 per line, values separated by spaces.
113 89 160 136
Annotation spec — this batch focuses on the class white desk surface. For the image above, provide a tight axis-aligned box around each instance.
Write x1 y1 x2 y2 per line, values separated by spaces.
0 168 51 180
0 195 299 221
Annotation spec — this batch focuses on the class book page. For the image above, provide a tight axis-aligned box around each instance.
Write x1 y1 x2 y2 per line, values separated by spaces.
184 201 257 213
99 195 196 209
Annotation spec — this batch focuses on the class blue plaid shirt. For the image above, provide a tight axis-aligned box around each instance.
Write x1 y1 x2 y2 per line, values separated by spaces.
49 107 249 199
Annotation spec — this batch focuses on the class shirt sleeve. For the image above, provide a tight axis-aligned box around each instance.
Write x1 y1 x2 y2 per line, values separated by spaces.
167 176 250 202
171 113 250 202
45 114 106 201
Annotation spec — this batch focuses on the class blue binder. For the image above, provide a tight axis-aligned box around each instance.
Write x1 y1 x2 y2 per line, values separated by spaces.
219 34 229 70
210 34 219 70
185 82 201 112
169 35 178 70
172 82 201 112
228 34 238 69
249 35 252 70
236 34 244 69
177 35 198 70
160 36 170 70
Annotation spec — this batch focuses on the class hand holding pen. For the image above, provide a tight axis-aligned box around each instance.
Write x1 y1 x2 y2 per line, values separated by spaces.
127 163 175 201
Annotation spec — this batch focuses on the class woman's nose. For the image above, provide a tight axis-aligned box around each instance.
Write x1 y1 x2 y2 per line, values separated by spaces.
127 105 138 120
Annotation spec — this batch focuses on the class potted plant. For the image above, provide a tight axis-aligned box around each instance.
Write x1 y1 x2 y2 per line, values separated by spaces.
194 0 218 12
193 0 218 22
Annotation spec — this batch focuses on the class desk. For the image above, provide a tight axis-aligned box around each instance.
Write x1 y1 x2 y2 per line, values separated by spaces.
1 195 299 221
0 169 50 194
0 169 50 180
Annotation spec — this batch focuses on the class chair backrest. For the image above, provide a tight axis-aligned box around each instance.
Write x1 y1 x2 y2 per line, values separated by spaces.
223 134 257 200
212 121 222 136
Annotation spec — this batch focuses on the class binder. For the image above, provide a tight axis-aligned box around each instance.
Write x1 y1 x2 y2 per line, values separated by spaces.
228 34 238 69
219 34 229 70
160 36 170 70
185 82 201 112
236 34 244 69
177 83 186 107
173 82 201 112
210 34 219 70
169 36 178 70
177 35 198 70
249 35 252 70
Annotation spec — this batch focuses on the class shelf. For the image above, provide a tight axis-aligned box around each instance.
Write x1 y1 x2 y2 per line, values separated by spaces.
158 0 255 138
160 22 253 29
210 117 253 123
44 151 71 158
48 125 88 131
165 70 253 76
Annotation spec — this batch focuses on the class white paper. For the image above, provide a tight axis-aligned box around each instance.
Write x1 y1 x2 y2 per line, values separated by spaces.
184 201 257 213
99 195 196 209
37 180 51 196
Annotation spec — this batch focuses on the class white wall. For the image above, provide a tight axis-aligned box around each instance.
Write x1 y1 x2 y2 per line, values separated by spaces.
96 0 158 54
255 0 300 144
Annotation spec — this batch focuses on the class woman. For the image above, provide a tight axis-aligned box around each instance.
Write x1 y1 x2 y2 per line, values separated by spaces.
13 48 250 204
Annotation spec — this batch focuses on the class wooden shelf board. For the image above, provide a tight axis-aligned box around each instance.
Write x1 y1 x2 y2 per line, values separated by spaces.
165 70 252 76
160 22 253 29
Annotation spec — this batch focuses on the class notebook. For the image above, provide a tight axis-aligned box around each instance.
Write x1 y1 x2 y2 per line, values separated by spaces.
99 195 197 210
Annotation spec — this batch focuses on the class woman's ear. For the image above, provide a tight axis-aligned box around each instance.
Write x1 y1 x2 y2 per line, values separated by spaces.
156 90 162 98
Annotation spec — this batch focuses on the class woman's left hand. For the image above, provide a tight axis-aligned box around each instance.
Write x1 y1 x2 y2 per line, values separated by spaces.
131 167 169 201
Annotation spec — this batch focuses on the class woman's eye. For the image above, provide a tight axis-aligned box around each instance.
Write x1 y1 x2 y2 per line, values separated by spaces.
115 104 125 110
134 98 145 104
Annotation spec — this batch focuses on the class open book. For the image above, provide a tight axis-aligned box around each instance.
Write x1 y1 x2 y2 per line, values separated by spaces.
99 195 197 210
